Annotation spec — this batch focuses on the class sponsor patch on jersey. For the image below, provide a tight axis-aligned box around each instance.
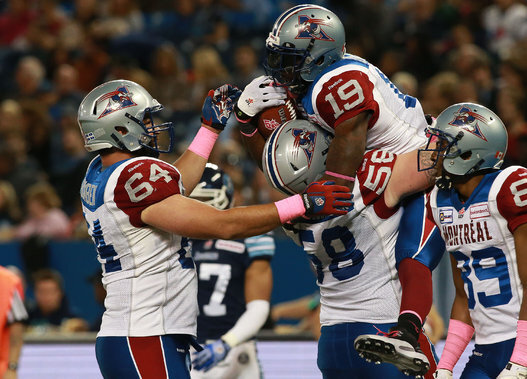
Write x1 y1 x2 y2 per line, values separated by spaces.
439 209 453 224
215 240 245 254
470 203 490 219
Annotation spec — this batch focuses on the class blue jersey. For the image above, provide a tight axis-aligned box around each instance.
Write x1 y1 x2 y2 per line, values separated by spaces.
192 234 275 342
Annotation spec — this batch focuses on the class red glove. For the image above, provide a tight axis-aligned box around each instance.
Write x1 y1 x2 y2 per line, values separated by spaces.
301 181 353 217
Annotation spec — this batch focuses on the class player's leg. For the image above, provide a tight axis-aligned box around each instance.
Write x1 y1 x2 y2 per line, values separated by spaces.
318 322 411 379
460 339 515 379
96 335 191 379
354 193 444 377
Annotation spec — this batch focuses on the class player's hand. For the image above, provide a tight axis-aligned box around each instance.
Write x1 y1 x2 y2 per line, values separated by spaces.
496 361 527 379
191 339 230 372
433 369 453 379
201 84 241 131
301 181 353 217
235 75 287 122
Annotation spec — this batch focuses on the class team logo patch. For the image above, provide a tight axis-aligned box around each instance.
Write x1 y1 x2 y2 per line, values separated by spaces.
314 197 325 206
263 118 281 131
296 15 335 41
470 203 490 219
449 106 488 141
439 209 453 224
97 85 137 119
292 128 317 167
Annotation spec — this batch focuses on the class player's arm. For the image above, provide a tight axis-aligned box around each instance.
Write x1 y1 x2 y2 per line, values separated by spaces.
497 222 527 377
192 238 274 372
384 148 437 208
174 85 240 193
321 113 369 188
6 322 24 378
434 254 475 377
141 181 352 240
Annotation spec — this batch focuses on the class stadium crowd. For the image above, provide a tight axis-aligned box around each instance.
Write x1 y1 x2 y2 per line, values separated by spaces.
0 0 527 244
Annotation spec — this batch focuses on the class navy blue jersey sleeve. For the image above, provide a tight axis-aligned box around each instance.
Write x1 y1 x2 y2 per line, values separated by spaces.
244 233 275 261
395 193 445 271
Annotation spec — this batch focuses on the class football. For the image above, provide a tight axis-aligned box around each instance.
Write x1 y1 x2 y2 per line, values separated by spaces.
256 99 297 139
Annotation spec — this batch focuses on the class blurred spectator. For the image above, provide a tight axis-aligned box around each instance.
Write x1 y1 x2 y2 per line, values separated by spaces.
26 268 88 333
189 46 231 111
48 63 84 122
0 265 27 378
14 182 72 241
482 0 527 59
0 181 22 242
86 269 105 332
271 293 321 340
149 43 193 113
24 0 69 53
231 44 265 89
391 71 419 96
19 100 53 175
497 86 527 165
12 56 51 103
420 71 461 116
0 0 36 47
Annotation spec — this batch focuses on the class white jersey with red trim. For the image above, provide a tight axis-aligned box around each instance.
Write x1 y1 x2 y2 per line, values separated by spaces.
300 53 428 155
428 166 527 344
283 150 402 325
81 156 197 337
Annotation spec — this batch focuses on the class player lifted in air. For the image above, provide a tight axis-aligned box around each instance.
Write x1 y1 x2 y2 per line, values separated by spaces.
233 4 440 377
361 103 527 379
190 163 275 379
77 79 352 379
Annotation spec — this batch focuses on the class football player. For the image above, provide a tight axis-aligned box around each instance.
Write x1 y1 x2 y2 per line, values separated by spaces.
403 103 525 379
77 79 353 379
189 163 274 379
234 4 441 377
262 119 440 378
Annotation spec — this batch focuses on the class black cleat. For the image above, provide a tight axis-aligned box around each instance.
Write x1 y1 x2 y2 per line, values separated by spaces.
354 327 430 377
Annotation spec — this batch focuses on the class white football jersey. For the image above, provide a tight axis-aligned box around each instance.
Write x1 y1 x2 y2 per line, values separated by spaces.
301 53 428 155
428 166 527 344
284 150 402 325
81 156 197 337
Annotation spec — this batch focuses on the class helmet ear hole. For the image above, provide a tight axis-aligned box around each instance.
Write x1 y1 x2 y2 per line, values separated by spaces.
115 126 129 136
315 56 324 66
460 151 472 160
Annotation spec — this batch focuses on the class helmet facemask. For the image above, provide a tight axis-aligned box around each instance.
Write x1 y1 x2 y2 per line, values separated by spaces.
264 39 315 94
126 105 175 155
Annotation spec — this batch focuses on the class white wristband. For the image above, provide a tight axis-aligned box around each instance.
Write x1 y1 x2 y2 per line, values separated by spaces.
221 299 270 348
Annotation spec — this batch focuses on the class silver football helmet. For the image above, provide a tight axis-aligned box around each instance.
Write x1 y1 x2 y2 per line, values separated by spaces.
419 103 507 177
189 163 234 210
263 119 333 195
264 4 346 92
77 79 175 154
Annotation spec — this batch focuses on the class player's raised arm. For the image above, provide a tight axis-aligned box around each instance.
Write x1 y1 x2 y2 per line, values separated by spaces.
174 84 241 193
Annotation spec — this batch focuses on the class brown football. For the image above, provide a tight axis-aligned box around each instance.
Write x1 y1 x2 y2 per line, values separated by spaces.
256 99 297 139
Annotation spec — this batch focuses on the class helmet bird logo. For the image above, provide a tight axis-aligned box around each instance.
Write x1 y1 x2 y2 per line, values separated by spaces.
97 86 137 119
296 15 334 41
292 128 317 167
449 106 488 141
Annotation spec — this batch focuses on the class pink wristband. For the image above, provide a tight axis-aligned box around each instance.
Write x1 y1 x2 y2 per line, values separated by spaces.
437 319 474 371
188 125 219 159
325 170 355 182
274 194 305 223
511 320 527 366
240 128 258 137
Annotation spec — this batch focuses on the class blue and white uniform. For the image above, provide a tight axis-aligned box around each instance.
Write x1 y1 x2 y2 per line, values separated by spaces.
191 234 275 379
283 150 436 378
81 155 196 379
425 166 527 376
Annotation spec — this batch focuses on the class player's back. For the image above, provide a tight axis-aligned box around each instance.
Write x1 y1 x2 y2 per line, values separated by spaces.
283 150 402 326
428 166 527 344
81 156 197 337
193 234 274 342
301 54 428 155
